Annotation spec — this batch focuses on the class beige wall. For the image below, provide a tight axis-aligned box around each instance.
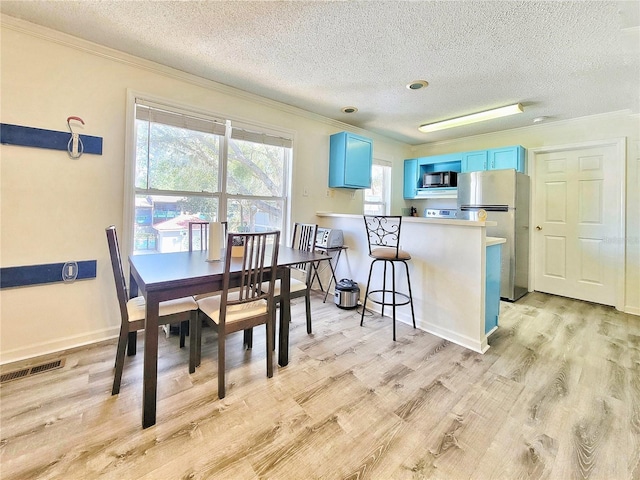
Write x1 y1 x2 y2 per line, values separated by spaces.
0 19 409 363
408 112 640 316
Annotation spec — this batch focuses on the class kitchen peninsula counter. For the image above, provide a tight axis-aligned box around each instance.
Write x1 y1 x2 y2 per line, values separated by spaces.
316 212 499 353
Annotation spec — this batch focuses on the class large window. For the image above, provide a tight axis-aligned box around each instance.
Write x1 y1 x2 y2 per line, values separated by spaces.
130 98 291 254
364 160 392 215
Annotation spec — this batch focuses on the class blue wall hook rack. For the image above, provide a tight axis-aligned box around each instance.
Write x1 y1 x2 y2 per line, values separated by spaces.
0 123 103 155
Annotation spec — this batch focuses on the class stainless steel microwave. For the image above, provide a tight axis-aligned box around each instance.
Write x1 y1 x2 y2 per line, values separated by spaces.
423 171 457 188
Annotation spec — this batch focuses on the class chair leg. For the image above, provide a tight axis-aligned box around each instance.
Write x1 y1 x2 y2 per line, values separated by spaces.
391 261 397 342
271 302 282 351
381 260 388 319
112 326 129 395
127 331 137 356
196 312 203 367
272 303 280 350
179 320 189 348
218 329 226 399
403 260 416 329
244 328 253 349
266 311 274 378
360 260 375 327
305 292 312 334
189 311 197 374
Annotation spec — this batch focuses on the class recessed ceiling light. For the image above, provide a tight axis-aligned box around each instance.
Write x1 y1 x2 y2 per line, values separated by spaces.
406 80 429 90
341 106 358 114
533 116 548 123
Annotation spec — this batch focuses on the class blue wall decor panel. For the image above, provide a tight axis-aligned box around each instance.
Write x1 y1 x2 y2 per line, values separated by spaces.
0 123 103 155
1 260 97 289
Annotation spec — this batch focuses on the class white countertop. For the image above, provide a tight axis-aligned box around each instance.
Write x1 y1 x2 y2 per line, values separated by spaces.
316 212 497 227
486 236 507 246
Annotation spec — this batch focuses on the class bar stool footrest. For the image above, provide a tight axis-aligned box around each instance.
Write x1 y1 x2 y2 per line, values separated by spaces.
368 289 411 307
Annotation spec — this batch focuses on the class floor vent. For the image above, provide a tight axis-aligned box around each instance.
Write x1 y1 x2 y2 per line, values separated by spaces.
1 359 65 384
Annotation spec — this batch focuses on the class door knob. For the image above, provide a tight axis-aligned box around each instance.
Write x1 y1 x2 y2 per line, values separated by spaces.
536 225 542 231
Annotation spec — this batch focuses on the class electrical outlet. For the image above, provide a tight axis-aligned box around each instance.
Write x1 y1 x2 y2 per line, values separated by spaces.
325 189 331 198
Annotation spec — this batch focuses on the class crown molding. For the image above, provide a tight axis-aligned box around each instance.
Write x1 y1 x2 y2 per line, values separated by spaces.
1 14 400 144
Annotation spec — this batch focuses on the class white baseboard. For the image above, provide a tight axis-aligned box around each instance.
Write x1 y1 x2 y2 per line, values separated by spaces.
362 303 488 354
0 326 120 365
625 305 640 316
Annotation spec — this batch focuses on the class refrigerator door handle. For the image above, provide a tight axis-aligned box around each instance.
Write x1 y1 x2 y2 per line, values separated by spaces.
460 205 510 212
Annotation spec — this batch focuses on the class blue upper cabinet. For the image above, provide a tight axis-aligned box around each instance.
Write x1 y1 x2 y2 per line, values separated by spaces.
462 150 488 171
329 132 372 189
489 146 526 171
461 146 526 173
404 159 419 198
403 146 526 199
403 153 462 199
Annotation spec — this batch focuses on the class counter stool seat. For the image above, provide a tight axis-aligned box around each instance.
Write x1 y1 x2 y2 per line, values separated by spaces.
370 246 411 260
361 216 416 341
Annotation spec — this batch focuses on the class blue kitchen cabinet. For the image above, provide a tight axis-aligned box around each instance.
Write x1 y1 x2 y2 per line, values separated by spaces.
489 146 526 172
404 159 419 199
418 152 463 167
485 241 502 334
403 153 462 199
461 146 526 173
329 132 372 189
462 150 488 172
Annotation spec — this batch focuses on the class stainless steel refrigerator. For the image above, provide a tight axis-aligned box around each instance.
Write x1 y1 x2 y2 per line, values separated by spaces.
457 169 530 301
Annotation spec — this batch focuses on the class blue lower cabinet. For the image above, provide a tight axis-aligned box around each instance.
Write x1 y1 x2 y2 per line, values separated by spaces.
485 243 502 334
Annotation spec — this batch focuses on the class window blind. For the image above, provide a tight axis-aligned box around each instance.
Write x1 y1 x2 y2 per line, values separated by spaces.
373 159 392 167
135 100 226 136
231 127 293 148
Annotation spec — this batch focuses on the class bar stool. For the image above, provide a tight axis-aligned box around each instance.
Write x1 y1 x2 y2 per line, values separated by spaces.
360 215 416 341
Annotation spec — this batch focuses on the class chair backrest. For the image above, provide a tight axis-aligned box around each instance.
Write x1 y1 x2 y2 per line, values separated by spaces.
363 215 403 256
188 221 228 251
291 223 317 252
219 230 280 324
105 225 129 322
291 223 317 272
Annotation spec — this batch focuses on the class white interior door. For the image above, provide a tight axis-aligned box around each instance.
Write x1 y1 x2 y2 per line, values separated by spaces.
532 140 624 307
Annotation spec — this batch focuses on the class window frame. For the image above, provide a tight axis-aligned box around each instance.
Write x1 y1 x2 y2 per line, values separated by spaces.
364 159 392 216
123 90 293 256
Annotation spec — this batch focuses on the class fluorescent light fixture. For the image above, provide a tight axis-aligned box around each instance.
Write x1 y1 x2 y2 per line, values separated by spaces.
418 103 524 133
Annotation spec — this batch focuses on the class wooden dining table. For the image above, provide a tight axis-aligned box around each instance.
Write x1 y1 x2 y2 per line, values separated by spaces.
128 246 328 429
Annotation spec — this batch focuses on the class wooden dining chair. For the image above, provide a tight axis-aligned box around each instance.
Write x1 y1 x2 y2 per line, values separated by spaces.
194 230 280 399
105 225 199 395
260 223 318 338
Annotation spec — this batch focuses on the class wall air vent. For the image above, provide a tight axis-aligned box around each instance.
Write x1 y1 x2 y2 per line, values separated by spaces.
0 359 65 384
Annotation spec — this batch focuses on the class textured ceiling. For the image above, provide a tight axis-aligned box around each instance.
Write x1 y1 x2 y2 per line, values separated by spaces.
2 1 639 144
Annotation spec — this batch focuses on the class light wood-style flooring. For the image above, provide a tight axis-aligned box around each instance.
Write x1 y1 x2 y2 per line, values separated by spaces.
1 291 639 479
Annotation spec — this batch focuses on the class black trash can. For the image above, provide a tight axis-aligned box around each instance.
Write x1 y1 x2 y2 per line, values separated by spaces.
334 279 360 309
